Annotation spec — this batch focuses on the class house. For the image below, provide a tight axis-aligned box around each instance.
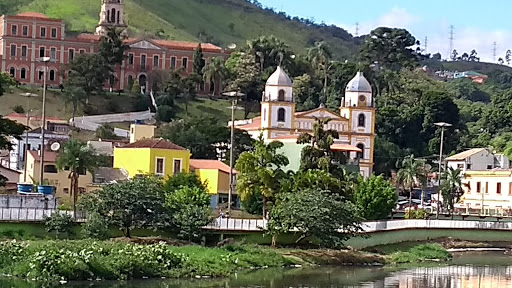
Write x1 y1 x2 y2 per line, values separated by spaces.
0 0 226 93
459 170 512 214
0 165 21 193
446 148 509 174
189 159 238 209
233 68 373 177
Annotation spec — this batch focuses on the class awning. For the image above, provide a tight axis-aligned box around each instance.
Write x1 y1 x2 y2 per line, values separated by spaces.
330 143 362 152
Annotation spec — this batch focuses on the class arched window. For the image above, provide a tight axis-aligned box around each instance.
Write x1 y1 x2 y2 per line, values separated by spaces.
49 70 55 81
356 143 365 159
277 108 286 122
9 67 15 77
278 89 285 101
106 10 110 23
20 68 26 79
117 11 120 24
111 8 116 23
358 113 366 127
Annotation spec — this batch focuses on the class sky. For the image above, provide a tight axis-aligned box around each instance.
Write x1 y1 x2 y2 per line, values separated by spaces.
257 0 512 62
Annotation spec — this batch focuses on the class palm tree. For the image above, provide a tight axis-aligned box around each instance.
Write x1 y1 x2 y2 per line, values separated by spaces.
56 140 99 219
441 167 463 214
396 155 422 213
99 27 129 67
416 159 432 207
62 86 87 125
307 41 332 97
202 57 228 97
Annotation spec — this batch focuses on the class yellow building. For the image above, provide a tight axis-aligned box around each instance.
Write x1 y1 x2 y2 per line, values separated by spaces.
21 151 94 198
460 170 512 214
113 139 191 178
189 159 237 208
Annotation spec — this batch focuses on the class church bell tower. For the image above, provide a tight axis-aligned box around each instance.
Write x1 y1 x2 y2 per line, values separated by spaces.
95 0 128 35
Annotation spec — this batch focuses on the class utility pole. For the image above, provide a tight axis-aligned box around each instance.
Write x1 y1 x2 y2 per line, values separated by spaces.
493 42 497 62
449 25 455 59
355 22 359 37
38 57 50 185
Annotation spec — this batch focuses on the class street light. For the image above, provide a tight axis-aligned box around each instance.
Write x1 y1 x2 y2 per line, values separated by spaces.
434 122 452 218
223 90 245 215
38 57 51 185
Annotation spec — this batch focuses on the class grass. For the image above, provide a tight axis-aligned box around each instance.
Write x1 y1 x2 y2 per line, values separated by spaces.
389 244 452 264
13 0 357 59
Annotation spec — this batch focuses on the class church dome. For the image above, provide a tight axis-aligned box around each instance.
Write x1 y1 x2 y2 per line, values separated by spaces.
266 66 292 87
346 72 372 93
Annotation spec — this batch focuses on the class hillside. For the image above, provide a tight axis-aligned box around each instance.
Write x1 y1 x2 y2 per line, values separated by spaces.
3 0 359 59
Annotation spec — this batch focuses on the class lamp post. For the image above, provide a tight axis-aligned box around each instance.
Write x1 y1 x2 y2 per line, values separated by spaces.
223 91 244 215
434 122 452 218
38 57 51 185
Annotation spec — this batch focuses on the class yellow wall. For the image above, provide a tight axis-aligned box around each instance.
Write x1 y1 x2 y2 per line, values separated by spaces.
149 149 190 176
129 124 156 143
192 168 235 195
113 148 151 177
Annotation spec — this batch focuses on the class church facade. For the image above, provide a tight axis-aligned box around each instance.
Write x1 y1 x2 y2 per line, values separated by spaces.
235 67 376 177
0 0 226 92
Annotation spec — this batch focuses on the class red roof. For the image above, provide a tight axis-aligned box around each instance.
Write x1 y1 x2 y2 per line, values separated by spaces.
152 40 222 53
236 117 261 131
5 113 64 122
189 159 236 174
10 12 61 22
121 139 186 150
75 33 102 41
28 151 57 163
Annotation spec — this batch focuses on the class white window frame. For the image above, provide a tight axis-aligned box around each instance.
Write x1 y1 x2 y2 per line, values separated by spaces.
22 25 28 36
11 24 17 35
40 26 46 38
50 27 57 38
172 158 183 175
10 44 16 57
21 45 27 58
182 57 188 69
155 157 165 175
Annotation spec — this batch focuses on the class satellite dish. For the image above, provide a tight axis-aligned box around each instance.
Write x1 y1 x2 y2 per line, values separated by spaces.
227 43 237 50
50 142 61 152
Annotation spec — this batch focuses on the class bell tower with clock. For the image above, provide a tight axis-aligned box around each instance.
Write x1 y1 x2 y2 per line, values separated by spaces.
339 72 376 177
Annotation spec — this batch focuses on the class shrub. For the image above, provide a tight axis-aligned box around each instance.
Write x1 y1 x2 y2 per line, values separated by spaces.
391 244 451 263
81 213 109 240
12 105 25 114
156 105 175 122
106 99 119 113
404 209 429 219
44 213 74 239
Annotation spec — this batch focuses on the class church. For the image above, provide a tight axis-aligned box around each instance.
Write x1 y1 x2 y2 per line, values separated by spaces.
234 67 376 177
0 0 226 92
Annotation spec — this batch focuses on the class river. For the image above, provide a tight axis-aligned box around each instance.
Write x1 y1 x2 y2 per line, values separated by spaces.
2 251 512 287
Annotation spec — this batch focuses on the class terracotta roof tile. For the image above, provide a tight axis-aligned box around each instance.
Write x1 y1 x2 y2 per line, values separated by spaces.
28 151 57 163
152 40 222 52
121 139 187 150
446 148 487 161
11 12 61 22
189 159 236 174
236 117 261 130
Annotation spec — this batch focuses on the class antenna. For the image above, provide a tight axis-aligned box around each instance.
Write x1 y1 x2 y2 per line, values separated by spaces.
448 25 455 58
493 41 498 62
50 142 60 152
355 22 360 37
424 36 428 54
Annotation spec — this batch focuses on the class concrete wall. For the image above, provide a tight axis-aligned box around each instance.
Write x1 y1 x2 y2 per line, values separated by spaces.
0 195 57 209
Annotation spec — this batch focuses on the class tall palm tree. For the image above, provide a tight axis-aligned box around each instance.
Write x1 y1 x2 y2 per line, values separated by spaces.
56 140 99 219
307 41 332 97
441 167 463 213
396 155 422 212
62 86 87 125
416 159 432 207
202 57 228 97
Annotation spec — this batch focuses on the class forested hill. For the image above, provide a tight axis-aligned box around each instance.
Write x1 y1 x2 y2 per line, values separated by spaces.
0 0 359 59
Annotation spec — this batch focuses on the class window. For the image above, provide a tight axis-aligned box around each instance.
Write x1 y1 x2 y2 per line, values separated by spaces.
467 163 472 170
9 67 15 77
487 164 493 170
40 27 46 38
277 108 286 122
485 182 489 194
10 44 16 57
278 89 285 101
141 55 146 67
170 57 176 69
21 45 27 57
156 158 165 175
78 187 86 194
11 25 17 35
50 47 56 60
20 68 26 79
79 49 85 54
357 143 365 159
49 70 55 81
358 113 366 127
39 47 45 58
476 182 481 193
51 28 57 38
63 188 69 194
182 57 188 69
263 108 267 121
153 55 159 67
111 8 116 23
78 167 86 175
509 183 512 196
457 164 464 169
173 159 182 175
43 165 58 173
497 182 502 194
128 53 134 65
38 70 44 80
22 25 28 36
68 49 74 61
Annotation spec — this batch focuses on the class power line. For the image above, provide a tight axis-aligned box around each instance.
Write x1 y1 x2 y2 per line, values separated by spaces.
448 25 455 59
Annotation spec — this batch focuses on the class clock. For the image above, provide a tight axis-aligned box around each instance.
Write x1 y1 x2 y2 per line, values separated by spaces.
359 95 366 102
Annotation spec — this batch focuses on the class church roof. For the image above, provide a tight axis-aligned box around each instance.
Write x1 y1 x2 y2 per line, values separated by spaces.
266 66 292 87
346 72 372 93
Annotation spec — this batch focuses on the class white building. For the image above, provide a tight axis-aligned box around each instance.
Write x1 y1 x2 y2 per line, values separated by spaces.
234 67 376 177
446 148 509 174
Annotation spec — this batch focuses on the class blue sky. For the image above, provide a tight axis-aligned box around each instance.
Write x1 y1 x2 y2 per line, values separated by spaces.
257 0 511 62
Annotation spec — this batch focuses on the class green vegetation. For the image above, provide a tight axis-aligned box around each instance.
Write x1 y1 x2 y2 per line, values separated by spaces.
0 240 294 282
389 244 452 264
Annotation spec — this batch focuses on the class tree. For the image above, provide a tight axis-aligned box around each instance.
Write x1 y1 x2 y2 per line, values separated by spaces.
95 123 118 140
156 105 176 122
267 189 362 248
62 86 87 124
498 57 505 65
307 41 332 97
56 140 99 219
469 49 479 62
44 213 74 239
360 27 419 70
65 54 110 96
461 52 469 61
193 43 206 76
79 176 169 238
203 57 228 96
506 50 511 65
297 118 346 178
165 186 211 241
353 175 397 220
396 155 423 212
165 70 201 113
451 49 458 61
235 135 289 216
227 53 263 118
441 167 463 213
432 53 442 61
98 27 129 67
